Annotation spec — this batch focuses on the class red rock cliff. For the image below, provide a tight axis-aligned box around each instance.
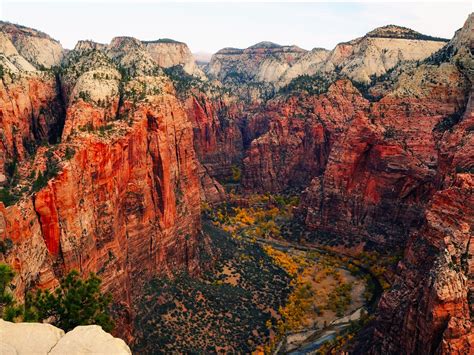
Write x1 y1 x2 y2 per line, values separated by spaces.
0 37 206 341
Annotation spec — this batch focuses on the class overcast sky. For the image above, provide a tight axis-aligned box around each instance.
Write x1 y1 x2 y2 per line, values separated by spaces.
0 1 471 53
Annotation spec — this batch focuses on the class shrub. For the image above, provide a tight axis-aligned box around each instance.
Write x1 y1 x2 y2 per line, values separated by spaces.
0 264 15 305
78 91 92 102
0 264 114 332
25 270 114 332
0 238 13 254
0 188 19 206
231 165 241 183
31 151 60 193
279 74 335 96
64 146 76 160
433 112 463 133
383 127 397 139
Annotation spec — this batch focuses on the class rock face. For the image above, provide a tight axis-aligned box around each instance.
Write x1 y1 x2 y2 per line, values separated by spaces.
318 25 448 83
0 24 206 341
366 173 473 354
0 30 65 179
208 42 307 84
299 62 469 245
242 79 369 192
0 21 64 69
359 15 474 354
279 47 329 86
143 39 205 78
0 14 472 355
184 93 244 181
0 320 131 354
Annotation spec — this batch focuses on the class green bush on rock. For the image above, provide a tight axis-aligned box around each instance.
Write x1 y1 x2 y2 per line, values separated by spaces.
0 264 114 332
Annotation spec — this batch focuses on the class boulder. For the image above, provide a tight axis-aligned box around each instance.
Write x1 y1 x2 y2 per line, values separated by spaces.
0 320 131 354
49 325 131 355
0 319 64 354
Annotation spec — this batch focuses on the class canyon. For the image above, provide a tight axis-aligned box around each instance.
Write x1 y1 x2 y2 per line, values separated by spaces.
0 13 472 354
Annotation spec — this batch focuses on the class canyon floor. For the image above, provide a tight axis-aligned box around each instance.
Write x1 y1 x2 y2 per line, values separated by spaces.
131 193 392 353
0 12 471 355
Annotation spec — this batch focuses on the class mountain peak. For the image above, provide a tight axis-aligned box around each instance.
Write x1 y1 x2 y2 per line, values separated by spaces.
366 24 449 42
0 21 59 43
142 38 184 45
249 41 282 49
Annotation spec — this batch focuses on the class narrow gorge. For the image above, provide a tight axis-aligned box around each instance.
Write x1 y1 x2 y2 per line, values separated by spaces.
0 12 472 354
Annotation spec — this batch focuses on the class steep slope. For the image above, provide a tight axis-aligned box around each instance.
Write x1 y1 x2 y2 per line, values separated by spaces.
358 14 473 354
207 42 307 101
208 42 307 83
208 25 447 98
242 79 369 192
0 21 64 68
278 47 330 86
298 60 469 246
0 29 65 186
0 27 207 341
313 25 448 83
143 39 205 79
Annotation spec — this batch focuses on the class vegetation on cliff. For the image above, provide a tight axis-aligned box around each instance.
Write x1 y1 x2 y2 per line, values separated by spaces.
0 264 113 332
133 221 292 353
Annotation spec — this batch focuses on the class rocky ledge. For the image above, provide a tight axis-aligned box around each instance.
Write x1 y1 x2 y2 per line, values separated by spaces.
0 320 131 354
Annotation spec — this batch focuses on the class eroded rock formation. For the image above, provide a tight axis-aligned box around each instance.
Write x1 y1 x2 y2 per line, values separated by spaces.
0 13 472 354
0 24 207 341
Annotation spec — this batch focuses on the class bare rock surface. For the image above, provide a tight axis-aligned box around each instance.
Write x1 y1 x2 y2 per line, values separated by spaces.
0 319 64 354
0 21 64 68
143 39 205 78
49 325 131 355
0 320 131 354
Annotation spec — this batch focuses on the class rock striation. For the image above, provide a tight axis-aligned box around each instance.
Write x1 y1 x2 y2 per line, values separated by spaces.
0 13 472 355
208 42 307 84
143 39 205 79
0 21 64 69
0 23 207 341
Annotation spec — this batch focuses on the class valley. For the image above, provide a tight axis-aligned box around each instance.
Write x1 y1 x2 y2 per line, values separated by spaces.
133 192 386 353
0 11 472 355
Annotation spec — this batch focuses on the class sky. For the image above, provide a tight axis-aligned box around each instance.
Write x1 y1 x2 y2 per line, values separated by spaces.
0 1 471 54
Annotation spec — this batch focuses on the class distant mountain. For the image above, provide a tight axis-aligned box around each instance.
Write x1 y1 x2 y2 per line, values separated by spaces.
208 24 448 90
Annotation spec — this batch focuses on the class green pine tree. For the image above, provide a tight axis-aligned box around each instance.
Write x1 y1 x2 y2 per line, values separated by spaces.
0 264 114 332
28 270 114 332
0 264 22 321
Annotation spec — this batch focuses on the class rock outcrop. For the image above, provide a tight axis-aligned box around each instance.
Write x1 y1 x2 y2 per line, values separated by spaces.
0 29 65 182
208 42 307 84
298 60 469 245
0 13 472 355
0 320 131 354
184 93 244 181
318 25 448 83
279 47 329 86
242 79 369 192
358 14 473 354
0 21 64 69
208 25 447 96
143 39 205 78
0 25 206 341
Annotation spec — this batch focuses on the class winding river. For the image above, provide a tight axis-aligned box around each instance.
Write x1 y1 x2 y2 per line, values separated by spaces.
253 237 384 354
